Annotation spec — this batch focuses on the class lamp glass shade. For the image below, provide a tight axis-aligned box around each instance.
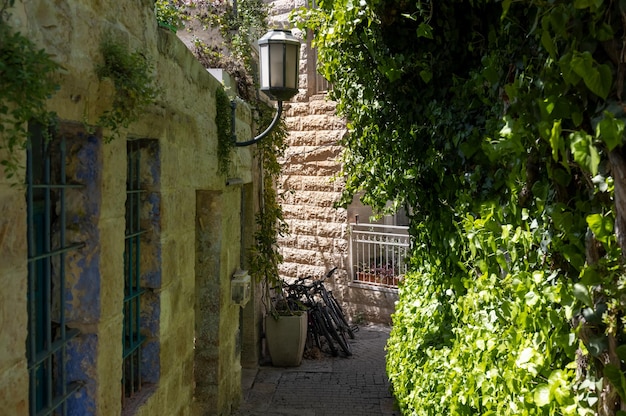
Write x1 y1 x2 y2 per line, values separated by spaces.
258 29 300 101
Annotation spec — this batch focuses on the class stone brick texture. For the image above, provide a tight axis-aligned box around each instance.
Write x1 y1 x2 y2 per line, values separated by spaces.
273 7 398 326
0 1 261 415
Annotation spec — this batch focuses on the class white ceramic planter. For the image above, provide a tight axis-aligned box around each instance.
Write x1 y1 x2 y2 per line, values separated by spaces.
265 313 308 367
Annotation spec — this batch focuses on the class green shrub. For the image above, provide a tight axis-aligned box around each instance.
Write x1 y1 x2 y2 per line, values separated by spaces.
95 37 159 142
0 0 59 179
387 211 595 415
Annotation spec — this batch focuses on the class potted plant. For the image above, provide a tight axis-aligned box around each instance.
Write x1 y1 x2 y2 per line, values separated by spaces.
263 286 308 367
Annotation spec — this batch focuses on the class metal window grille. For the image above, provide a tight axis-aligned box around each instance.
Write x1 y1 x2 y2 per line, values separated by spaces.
26 125 83 416
349 223 410 287
122 140 147 404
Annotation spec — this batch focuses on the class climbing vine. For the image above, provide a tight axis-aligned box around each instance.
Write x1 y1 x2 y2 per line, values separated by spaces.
185 1 287 289
95 37 160 142
248 106 289 290
295 0 626 414
0 0 59 179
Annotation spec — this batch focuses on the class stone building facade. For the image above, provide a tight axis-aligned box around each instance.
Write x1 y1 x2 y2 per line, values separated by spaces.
270 0 399 325
0 1 263 415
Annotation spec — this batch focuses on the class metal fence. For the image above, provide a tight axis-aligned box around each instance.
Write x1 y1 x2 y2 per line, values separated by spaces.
349 223 410 288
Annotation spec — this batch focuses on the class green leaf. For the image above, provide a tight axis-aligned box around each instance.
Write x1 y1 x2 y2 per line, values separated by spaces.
604 364 626 401
570 131 600 175
534 384 550 407
573 283 593 307
572 112 583 127
549 120 563 162
516 347 534 365
541 30 557 59
586 213 614 243
417 23 433 39
570 51 612 99
501 0 512 19
596 112 625 151
559 52 581 85
419 69 432 83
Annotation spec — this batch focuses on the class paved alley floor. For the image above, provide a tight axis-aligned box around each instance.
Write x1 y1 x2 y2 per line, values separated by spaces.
233 324 399 416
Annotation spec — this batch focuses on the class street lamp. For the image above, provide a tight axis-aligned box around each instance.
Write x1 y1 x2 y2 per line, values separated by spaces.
233 29 301 147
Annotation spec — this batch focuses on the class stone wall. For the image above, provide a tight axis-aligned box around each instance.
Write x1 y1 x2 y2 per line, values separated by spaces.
272 3 399 325
279 97 348 279
0 1 260 415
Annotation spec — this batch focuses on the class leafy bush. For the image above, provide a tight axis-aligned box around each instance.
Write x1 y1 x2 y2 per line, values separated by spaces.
297 0 626 413
95 37 160 142
387 208 595 415
0 0 59 179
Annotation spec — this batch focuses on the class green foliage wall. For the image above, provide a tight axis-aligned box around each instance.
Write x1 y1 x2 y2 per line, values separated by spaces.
295 0 626 414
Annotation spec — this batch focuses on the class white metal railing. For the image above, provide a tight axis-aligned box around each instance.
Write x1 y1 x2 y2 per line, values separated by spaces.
349 223 410 288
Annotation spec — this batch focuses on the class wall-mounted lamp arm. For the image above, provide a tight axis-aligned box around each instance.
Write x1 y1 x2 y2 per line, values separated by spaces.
231 100 283 147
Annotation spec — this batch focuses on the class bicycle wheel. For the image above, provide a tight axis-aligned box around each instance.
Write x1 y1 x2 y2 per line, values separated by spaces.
321 306 352 356
326 292 355 339
320 289 355 341
311 307 338 356
327 307 353 355
306 312 321 350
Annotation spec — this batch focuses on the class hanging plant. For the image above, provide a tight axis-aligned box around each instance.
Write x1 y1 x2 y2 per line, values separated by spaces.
95 37 160 142
0 0 59 179
184 1 289 305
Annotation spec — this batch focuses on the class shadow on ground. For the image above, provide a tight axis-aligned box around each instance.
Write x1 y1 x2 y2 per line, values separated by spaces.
233 324 399 416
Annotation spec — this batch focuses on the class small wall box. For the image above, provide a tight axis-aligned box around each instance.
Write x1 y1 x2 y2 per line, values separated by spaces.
231 270 251 307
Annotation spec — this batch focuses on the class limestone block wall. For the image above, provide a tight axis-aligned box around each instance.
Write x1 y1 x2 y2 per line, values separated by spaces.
278 97 348 281
272 2 398 325
278 96 399 325
0 1 259 415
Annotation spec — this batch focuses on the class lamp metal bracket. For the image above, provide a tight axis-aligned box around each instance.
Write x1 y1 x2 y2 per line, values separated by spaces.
231 100 283 147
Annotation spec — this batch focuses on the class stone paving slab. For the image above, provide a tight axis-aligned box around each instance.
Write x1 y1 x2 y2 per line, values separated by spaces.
233 324 399 416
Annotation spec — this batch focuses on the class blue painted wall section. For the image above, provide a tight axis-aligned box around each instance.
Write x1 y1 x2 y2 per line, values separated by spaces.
66 334 98 416
141 140 162 289
61 129 102 413
66 133 102 323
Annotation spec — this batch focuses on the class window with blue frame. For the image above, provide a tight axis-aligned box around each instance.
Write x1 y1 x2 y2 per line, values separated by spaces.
26 123 84 415
122 139 161 409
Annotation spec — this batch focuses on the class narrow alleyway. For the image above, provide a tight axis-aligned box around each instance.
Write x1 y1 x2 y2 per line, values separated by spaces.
234 324 398 416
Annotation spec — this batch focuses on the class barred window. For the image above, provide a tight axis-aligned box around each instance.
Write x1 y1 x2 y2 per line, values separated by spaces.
26 123 84 415
122 139 161 409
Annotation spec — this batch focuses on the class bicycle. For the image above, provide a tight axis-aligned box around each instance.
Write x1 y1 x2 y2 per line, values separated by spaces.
286 267 357 357
312 267 357 340
283 279 339 356
306 268 354 356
